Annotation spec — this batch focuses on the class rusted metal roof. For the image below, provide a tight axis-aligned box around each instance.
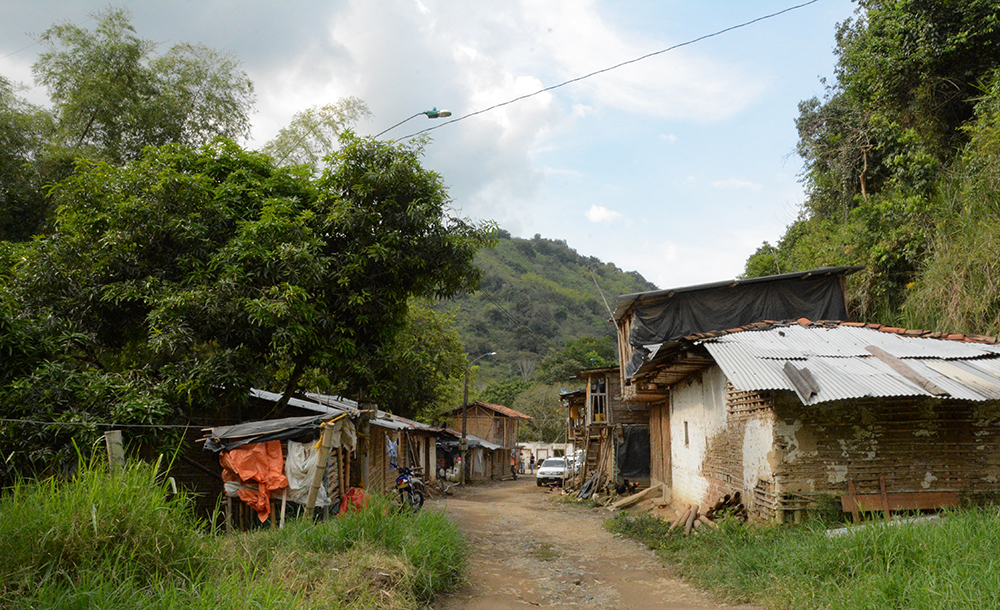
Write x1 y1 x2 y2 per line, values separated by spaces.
695 321 1000 405
447 400 532 420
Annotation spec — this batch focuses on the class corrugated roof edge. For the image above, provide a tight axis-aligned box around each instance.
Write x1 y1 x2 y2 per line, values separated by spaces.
681 318 999 346
613 266 863 321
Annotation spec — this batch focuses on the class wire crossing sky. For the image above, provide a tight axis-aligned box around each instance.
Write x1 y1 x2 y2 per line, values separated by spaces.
400 0 822 141
1 0 856 290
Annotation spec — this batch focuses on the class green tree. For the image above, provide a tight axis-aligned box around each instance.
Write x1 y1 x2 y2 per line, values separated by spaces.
534 336 617 384
478 378 532 408
746 0 1000 322
901 68 1000 335
514 383 566 443
33 7 254 164
365 301 468 422
263 98 372 171
2 135 493 478
0 77 50 241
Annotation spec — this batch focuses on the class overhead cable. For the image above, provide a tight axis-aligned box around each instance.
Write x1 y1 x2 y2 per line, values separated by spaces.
400 0 822 140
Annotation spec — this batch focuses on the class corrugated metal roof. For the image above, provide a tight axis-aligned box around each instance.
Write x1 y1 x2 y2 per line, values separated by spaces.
250 388 347 415
699 324 1000 406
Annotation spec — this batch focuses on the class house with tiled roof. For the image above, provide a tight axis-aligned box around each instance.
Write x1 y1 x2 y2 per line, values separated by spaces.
614 267 1000 522
443 400 530 448
442 401 530 481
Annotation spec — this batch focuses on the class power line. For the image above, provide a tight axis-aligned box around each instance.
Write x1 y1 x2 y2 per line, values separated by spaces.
0 418 194 429
399 0 822 140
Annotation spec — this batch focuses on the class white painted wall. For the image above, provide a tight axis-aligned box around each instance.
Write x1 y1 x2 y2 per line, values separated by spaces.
668 365 780 509
669 365 729 506
742 416 774 492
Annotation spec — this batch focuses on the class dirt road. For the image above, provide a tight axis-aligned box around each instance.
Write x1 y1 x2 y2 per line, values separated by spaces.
432 477 758 610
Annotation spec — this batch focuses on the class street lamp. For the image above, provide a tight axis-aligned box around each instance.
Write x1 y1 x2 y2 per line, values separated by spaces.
460 351 496 486
374 107 453 139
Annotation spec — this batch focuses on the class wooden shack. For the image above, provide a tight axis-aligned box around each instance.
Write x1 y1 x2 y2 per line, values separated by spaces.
201 410 356 530
303 392 440 494
563 367 650 493
442 401 529 482
443 400 529 450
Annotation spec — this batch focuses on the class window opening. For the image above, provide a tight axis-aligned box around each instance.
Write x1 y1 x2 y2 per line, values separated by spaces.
589 376 608 423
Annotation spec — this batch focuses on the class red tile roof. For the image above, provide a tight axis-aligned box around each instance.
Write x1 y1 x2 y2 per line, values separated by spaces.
446 401 532 420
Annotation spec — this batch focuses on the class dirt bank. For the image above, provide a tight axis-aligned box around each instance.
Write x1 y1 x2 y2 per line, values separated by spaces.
432 477 759 610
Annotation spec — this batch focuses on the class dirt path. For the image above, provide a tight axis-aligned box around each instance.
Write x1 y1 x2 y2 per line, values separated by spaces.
432 477 759 610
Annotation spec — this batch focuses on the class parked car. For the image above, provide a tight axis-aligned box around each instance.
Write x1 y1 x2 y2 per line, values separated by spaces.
536 457 568 487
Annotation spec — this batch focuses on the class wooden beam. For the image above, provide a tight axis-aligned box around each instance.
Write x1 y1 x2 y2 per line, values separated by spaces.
608 483 663 511
840 491 960 513
865 345 948 396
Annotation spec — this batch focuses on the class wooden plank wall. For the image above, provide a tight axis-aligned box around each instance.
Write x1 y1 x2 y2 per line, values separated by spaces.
609 373 649 426
648 400 670 488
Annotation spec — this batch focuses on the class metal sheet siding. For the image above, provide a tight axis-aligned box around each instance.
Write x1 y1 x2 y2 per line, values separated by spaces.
702 326 1000 405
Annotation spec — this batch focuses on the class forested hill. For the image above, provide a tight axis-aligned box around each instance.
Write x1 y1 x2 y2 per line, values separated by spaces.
743 1 1000 337
434 231 657 380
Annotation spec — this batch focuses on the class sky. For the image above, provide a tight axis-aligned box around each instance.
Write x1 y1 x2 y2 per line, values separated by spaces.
0 0 857 291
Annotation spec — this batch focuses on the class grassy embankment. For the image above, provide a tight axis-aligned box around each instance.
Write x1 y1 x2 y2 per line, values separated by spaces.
606 509 1000 610
0 459 465 609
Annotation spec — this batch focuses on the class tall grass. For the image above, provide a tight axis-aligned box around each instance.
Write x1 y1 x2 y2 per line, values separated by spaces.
0 456 206 600
607 509 1000 609
0 459 466 609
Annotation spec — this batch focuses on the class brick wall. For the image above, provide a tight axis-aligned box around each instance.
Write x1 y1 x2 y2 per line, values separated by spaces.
699 384 778 520
771 393 1000 506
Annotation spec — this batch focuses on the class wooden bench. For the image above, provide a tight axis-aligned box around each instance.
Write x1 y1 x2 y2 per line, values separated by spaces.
841 477 960 522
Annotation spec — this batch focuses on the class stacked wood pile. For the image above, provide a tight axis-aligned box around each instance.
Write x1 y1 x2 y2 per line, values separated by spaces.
668 492 748 536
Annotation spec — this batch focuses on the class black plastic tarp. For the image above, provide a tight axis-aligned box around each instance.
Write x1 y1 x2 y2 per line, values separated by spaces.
625 273 850 377
617 426 650 479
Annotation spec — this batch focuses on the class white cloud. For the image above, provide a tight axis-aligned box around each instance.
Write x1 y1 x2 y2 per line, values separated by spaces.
585 205 623 223
712 178 763 190
660 133 678 143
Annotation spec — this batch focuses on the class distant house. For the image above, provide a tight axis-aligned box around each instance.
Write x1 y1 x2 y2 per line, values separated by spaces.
443 400 530 450
442 400 530 481
613 267 1000 522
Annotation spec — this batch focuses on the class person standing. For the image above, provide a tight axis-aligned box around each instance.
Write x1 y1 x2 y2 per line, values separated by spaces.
528 453 535 474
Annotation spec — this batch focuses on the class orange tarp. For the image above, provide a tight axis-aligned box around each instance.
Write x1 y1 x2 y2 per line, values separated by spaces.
220 440 288 522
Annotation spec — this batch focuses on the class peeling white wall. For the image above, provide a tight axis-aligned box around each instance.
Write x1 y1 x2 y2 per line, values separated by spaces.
743 417 774 490
670 365 728 506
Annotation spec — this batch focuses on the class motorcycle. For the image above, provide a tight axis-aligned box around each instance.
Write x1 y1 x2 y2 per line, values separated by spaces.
395 466 426 513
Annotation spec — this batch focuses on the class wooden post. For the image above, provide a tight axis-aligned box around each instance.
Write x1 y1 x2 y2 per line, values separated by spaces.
879 475 891 522
305 421 337 513
847 480 861 524
104 430 124 469
359 410 371 490
225 495 232 534
279 488 288 529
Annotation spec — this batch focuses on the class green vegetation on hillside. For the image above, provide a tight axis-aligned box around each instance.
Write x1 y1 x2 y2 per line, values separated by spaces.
434 232 654 437
744 0 1000 335
439 231 655 384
